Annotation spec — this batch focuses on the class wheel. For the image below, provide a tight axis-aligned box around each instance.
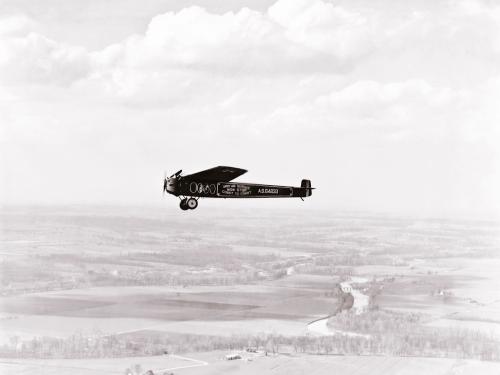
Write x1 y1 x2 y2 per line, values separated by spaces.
180 199 188 210
186 197 198 210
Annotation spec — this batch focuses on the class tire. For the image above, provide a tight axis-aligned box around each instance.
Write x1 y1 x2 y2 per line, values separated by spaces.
186 197 198 210
180 199 189 210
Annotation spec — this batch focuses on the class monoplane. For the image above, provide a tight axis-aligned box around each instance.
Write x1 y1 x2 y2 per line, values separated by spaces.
163 166 313 210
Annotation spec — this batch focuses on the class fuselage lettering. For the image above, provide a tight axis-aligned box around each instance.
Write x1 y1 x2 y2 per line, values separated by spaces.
258 188 278 194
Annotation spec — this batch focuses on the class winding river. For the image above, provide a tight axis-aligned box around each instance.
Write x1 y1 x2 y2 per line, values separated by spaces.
307 279 370 337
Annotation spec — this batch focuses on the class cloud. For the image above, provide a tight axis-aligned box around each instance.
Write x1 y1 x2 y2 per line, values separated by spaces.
0 32 91 86
255 79 467 139
268 0 375 59
79 0 500 108
0 14 36 36
2 0 500 94
0 0 403 90
94 3 369 77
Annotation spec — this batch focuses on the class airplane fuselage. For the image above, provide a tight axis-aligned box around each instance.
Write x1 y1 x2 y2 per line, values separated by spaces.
168 179 309 198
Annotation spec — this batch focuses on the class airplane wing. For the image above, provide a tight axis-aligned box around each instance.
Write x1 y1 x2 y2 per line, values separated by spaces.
183 166 247 182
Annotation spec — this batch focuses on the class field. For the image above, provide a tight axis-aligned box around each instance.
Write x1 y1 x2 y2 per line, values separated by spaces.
0 353 205 374
0 281 332 341
1 206 500 373
2 352 500 375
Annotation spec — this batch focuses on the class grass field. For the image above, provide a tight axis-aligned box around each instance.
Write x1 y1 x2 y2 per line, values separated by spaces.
178 354 500 375
3 352 500 375
0 280 336 342
0 354 203 375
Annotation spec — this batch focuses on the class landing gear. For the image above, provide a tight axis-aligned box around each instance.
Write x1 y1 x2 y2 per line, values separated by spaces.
186 197 198 210
179 197 198 210
180 199 189 210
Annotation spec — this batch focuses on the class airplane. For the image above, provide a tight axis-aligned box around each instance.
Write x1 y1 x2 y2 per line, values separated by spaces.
163 166 313 210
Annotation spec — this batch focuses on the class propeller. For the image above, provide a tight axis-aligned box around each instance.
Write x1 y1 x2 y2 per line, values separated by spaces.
163 172 167 196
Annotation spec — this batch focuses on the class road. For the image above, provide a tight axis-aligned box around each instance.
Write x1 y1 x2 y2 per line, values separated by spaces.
157 354 208 372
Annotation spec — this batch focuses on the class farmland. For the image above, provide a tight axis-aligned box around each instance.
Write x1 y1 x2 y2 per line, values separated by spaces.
1 206 500 373
2 352 500 375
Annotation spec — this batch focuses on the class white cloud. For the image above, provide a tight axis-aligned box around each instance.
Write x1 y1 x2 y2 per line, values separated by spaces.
257 79 466 138
2 0 500 92
102 4 362 74
268 0 374 59
0 14 36 36
0 32 91 85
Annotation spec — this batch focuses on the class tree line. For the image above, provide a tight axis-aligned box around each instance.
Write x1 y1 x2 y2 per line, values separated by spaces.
2 326 499 362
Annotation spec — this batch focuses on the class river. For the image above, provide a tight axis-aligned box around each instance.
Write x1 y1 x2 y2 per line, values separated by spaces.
306 279 370 337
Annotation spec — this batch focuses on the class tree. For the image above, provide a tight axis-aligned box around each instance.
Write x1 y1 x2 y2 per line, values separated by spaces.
133 364 142 375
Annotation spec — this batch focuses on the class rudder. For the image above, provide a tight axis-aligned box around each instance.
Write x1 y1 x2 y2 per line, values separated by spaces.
301 179 312 197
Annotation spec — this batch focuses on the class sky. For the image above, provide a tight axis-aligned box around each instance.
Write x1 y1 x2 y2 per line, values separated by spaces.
1 0 500 216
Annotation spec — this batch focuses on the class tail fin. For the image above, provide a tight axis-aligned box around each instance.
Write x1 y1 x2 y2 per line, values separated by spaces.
301 179 312 197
